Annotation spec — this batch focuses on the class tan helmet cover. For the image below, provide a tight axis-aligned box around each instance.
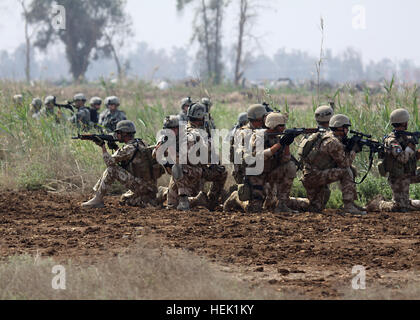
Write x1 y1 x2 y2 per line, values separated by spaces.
315 105 334 122
247 104 268 120
329 114 351 128
265 112 288 129
390 108 410 124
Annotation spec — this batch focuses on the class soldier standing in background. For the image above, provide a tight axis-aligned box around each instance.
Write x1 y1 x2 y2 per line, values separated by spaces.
178 97 192 122
89 97 102 124
99 96 127 133
69 93 91 130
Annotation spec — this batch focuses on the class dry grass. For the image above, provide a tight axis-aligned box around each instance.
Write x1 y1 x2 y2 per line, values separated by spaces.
0 238 283 300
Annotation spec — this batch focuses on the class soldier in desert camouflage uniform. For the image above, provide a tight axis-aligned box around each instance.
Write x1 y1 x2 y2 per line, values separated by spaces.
163 103 226 211
224 111 296 213
223 104 268 212
98 96 127 133
258 112 297 213
289 105 335 212
366 108 420 212
300 114 366 215
69 93 91 130
82 120 159 208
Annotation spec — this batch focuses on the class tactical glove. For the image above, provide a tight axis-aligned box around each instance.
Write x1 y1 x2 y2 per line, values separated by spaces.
107 141 119 150
280 134 295 146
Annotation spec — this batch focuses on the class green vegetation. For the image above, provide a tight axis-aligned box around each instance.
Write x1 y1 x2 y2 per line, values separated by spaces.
0 79 419 207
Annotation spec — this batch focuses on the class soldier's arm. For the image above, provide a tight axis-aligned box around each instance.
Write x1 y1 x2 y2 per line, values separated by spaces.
388 138 414 164
323 139 356 168
103 144 135 167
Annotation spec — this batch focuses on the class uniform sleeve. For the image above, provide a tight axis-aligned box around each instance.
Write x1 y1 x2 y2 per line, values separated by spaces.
386 137 414 164
103 144 136 167
323 138 355 168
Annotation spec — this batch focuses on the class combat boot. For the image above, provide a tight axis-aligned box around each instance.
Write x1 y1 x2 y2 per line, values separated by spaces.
177 196 190 211
342 203 367 216
246 200 263 213
189 191 208 208
274 202 297 214
81 193 105 208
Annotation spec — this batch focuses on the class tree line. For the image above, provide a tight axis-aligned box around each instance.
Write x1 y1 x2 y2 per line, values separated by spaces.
4 0 420 84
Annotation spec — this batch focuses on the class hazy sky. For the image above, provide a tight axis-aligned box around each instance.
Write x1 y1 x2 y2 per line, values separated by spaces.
0 0 419 65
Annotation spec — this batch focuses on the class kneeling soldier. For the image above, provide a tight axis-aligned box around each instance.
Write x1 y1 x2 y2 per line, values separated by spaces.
367 108 420 212
82 120 159 208
301 114 366 215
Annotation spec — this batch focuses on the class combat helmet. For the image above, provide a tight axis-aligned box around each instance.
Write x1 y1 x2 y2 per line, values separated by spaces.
31 98 42 109
13 94 23 104
315 105 334 122
115 120 136 133
187 103 206 120
180 97 192 109
105 96 120 107
163 115 180 129
390 108 410 125
73 93 87 102
44 96 55 105
329 114 351 128
247 104 267 120
201 97 212 110
265 112 288 129
90 97 102 106
237 112 249 127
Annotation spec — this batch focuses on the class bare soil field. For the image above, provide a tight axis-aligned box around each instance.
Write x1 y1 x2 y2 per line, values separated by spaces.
1 190 420 299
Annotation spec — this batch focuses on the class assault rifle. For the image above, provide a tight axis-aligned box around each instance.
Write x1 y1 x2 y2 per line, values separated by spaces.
266 128 326 170
268 127 326 143
393 130 420 145
52 96 75 113
346 130 390 184
72 134 119 151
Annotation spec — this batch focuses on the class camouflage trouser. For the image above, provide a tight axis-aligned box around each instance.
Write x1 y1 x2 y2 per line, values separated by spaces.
93 166 157 207
375 174 420 211
167 165 202 207
264 161 297 210
201 165 228 203
302 167 356 212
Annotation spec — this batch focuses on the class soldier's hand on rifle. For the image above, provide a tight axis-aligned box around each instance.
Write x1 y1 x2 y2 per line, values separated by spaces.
92 136 105 147
353 140 363 153
280 134 295 146
107 141 119 151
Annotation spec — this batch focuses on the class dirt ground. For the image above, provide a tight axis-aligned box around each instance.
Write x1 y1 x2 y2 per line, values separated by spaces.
1 190 420 299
